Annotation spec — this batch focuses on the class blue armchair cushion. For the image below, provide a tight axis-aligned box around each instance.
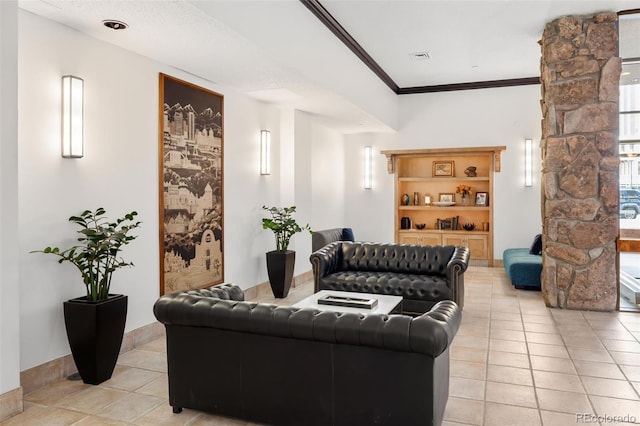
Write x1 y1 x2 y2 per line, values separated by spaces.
503 248 542 290
529 234 542 255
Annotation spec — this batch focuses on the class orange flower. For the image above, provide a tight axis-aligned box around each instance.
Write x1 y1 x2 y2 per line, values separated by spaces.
455 184 472 195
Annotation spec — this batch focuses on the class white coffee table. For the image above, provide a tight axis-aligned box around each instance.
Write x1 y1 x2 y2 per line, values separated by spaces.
292 290 403 315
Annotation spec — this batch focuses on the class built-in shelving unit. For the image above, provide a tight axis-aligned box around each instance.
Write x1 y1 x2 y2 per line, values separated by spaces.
381 146 506 266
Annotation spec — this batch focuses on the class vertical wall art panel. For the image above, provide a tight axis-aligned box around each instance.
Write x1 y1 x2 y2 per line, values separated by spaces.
159 74 224 295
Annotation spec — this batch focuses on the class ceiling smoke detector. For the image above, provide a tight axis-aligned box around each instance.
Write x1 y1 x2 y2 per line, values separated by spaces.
102 20 128 30
409 51 431 61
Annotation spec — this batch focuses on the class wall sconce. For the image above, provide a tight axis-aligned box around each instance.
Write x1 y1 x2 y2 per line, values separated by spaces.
260 130 271 175
524 138 533 187
364 146 373 189
61 75 84 158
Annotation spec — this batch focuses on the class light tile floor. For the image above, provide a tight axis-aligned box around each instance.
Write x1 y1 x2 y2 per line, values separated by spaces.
5 266 640 425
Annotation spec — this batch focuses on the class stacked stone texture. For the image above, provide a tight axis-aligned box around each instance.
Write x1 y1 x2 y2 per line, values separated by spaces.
539 13 621 311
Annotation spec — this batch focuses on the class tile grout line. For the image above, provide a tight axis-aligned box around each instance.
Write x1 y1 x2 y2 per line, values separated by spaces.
517 291 543 426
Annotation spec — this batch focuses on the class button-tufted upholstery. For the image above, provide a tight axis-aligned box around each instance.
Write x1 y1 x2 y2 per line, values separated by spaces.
311 241 470 314
153 283 461 426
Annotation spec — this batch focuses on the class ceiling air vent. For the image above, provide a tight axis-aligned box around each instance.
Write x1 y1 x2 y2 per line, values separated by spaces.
103 20 128 30
409 51 431 61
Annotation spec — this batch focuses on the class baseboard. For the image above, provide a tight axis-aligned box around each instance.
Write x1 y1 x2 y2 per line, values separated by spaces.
0 386 23 421
19 353 77 396
243 269 313 300
465 259 505 268
469 259 489 267
119 320 165 355
17 272 315 396
295 269 313 285
20 320 165 395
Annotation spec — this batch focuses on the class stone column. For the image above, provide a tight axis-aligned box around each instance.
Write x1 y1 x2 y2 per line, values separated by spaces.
539 13 621 310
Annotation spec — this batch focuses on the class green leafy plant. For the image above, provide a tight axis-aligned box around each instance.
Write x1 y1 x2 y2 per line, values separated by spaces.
32 208 142 301
262 205 311 251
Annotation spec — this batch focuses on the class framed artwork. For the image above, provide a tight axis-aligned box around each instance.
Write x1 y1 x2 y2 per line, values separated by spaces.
475 192 489 206
433 160 455 177
439 193 455 203
158 73 224 295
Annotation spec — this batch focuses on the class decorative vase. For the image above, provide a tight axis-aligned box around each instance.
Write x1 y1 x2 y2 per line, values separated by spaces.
266 250 296 298
401 194 410 206
64 294 128 385
461 194 468 206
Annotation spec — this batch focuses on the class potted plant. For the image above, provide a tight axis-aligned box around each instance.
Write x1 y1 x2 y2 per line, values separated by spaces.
32 208 141 385
262 205 311 298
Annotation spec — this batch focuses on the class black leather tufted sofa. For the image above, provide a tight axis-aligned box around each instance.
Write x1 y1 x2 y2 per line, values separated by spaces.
153 283 461 426
310 241 470 314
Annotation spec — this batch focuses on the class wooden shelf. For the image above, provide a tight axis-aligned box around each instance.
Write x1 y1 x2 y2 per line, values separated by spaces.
382 146 506 174
387 146 504 266
399 206 490 211
398 176 490 182
399 229 489 235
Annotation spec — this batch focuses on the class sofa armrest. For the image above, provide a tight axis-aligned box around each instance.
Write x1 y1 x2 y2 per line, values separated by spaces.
445 246 470 309
312 228 354 252
410 300 461 357
309 241 343 292
153 283 244 324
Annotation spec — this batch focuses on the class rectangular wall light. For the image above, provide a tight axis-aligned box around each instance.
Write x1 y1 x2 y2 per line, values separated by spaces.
364 146 372 189
260 130 271 175
61 75 84 158
524 138 533 187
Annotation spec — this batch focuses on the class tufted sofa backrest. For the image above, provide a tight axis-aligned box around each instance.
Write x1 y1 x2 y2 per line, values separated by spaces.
182 283 245 301
339 242 455 276
154 284 461 358
311 227 355 252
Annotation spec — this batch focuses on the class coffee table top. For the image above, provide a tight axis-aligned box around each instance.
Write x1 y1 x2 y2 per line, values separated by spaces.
292 290 402 315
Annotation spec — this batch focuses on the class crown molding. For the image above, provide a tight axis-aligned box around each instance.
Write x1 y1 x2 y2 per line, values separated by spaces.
398 77 541 94
300 0 399 93
300 0 541 94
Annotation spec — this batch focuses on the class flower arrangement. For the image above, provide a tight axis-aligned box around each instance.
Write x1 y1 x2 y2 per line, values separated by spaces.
455 184 472 196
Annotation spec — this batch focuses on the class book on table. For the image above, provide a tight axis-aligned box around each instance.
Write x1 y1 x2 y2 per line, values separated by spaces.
317 294 378 309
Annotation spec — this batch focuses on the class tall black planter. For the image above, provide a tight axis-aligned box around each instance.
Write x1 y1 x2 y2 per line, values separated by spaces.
63 294 128 385
266 250 295 298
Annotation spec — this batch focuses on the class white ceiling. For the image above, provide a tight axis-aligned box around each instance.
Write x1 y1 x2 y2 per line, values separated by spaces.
324 1 640 88
18 0 640 133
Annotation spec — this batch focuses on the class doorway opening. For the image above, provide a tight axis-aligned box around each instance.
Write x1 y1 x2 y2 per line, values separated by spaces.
618 10 640 312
